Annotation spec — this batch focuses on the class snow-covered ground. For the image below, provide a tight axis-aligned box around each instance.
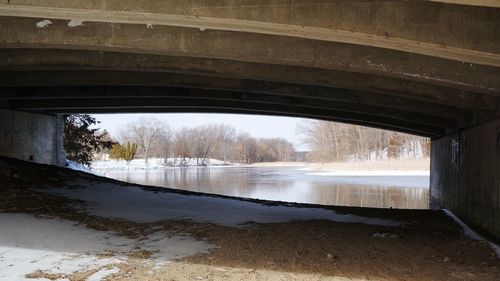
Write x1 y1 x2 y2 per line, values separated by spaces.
71 159 430 178
306 159 430 176
66 160 94 174
36 183 402 227
303 159 430 176
23 181 500 260
248 162 308 167
0 213 212 281
82 158 431 177
91 158 229 172
4 175 411 280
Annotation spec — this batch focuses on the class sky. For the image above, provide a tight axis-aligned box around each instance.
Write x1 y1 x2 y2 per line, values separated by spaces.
92 113 310 150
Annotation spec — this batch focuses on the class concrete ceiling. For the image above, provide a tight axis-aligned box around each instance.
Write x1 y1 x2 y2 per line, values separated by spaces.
1 0 499 138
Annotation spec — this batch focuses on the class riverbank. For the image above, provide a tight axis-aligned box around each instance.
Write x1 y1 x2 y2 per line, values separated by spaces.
90 158 229 173
307 159 429 172
0 157 498 280
90 158 429 173
250 159 430 176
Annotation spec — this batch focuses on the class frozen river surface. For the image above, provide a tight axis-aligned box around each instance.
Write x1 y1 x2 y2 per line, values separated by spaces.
104 166 429 209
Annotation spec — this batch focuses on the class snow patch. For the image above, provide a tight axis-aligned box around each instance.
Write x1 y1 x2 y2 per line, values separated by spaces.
91 158 229 172
0 213 124 280
443 209 500 258
66 160 94 174
0 213 213 281
67 19 84 28
38 183 402 227
36 19 52 28
86 267 119 281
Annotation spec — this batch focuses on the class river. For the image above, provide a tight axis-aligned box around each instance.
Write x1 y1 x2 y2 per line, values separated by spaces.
103 166 429 209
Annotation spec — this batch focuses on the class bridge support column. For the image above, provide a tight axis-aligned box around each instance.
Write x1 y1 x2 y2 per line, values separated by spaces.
0 109 65 166
431 118 500 240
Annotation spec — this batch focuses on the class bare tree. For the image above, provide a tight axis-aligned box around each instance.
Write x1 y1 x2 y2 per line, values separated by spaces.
115 120 299 165
158 124 174 164
121 118 166 163
172 127 192 165
234 132 258 163
298 120 429 162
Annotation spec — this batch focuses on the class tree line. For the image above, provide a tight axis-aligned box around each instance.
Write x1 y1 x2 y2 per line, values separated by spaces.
297 120 430 162
63 114 429 167
113 117 296 164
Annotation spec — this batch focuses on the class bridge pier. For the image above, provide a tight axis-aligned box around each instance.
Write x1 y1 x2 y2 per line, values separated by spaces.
0 109 65 166
431 117 500 240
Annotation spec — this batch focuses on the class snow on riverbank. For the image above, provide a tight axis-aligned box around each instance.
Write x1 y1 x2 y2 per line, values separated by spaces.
83 158 430 177
248 162 308 167
309 170 430 176
91 158 229 172
0 213 213 281
37 183 402 227
306 159 429 175
303 159 430 176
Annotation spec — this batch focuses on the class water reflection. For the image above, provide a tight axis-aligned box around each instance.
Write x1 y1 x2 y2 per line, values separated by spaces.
105 167 429 209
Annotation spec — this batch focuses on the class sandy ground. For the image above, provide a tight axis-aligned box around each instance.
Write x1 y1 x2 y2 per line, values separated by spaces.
0 157 498 281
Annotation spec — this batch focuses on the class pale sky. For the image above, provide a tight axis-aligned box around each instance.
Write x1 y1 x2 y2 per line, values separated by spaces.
92 113 309 150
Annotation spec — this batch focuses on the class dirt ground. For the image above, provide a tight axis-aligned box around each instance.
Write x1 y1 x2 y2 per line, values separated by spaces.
0 157 498 281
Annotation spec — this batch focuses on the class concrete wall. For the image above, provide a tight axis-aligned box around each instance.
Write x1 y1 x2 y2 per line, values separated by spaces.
431 118 500 240
0 109 64 166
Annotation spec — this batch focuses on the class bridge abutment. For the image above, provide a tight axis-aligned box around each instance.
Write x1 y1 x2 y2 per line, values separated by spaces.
431 117 500 240
0 109 65 166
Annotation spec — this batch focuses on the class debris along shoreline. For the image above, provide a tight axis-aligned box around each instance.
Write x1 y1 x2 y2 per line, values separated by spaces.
0 156 498 281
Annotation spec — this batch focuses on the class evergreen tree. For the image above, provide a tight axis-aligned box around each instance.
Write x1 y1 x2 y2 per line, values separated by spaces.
63 114 115 167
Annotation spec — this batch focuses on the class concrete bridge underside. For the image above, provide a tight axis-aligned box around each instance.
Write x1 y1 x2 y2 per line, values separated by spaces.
0 1 499 240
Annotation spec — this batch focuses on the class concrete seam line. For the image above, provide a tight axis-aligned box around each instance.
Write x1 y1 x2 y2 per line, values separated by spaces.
1 4 500 68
